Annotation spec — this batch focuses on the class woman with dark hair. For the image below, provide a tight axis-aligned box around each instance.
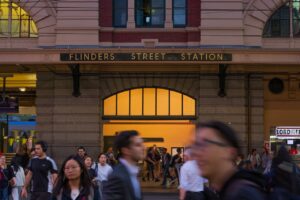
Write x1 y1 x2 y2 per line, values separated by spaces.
52 155 99 200
10 157 25 200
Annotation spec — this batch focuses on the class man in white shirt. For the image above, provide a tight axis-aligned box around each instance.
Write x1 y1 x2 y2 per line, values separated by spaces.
179 148 207 200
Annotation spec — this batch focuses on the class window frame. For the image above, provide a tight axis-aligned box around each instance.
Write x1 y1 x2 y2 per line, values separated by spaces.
263 0 300 38
102 87 197 120
172 0 187 28
112 0 128 28
0 0 37 38
135 0 166 28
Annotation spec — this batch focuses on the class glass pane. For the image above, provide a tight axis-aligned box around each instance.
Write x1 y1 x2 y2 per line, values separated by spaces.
293 1 300 19
104 95 116 116
143 88 155 116
152 0 164 7
20 19 29 37
11 19 20 37
30 20 38 37
114 9 127 26
170 91 182 116
174 0 185 8
130 89 143 116
151 9 164 25
135 9 144 26
12 4 21 20
0 3 9 19
0 19 9 37
157 89 169 115
117 91 130 115
174 9 186 25
114 0 127 9
183 95 195 116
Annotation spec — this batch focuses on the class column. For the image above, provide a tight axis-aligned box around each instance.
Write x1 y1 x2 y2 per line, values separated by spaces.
127 0 135 28
165 0 173 28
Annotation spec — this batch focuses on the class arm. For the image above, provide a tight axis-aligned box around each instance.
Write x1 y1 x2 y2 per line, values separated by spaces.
52 173 58 185
179 188 186 200
21 170 32 198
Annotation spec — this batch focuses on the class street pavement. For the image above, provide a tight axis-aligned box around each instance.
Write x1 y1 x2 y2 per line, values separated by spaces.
143 193 178 200
141 178 178 200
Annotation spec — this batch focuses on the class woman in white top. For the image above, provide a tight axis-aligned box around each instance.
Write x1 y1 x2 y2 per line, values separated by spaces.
10 158 25 200
92 153 113 183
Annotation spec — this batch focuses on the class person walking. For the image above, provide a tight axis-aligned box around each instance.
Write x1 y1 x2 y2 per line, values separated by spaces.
75 146 87 163
21 141 58 200
192 121 265 200
10 157 25 200
0 154 16 200
105 147 117 167
93 153 113 183
161 147 171 187
103 130 145 200
52 155 100 200
179 148 207 200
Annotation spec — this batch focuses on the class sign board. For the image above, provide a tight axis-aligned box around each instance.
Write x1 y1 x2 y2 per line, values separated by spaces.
275 126 300 138
60 52 232 62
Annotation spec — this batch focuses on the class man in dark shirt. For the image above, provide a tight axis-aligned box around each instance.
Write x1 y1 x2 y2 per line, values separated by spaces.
21 141 58 200
192 121 265 200
76 146 87 163
161 148 171 187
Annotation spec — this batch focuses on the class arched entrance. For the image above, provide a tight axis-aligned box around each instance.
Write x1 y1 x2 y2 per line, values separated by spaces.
102 87 197 154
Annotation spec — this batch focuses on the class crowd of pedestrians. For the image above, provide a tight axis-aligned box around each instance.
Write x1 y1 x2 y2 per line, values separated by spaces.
0 121 299 200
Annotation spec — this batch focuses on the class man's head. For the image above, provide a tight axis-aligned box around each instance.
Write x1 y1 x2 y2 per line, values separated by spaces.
114 130 145 162
35 141 48 157
183 148 192 161
77 146 86 158
176 148 182 155
107 147 113 153
192 121 240 180
0 154 5 166
162 148 167 154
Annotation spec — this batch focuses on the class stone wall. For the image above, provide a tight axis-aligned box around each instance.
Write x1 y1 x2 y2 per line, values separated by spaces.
36 72 264 163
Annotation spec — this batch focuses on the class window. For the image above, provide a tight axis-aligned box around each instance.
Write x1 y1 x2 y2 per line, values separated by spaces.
173 0 186 27
263 0 300 37
103 88 196 119
113 0 127 27
0 0 38 37
135 0 165 27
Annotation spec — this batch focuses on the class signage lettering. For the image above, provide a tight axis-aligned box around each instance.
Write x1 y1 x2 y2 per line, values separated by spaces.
60 52 232 62
275 126 300 137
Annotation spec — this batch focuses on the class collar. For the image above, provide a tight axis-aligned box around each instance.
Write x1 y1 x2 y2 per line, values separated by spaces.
119 158 139 176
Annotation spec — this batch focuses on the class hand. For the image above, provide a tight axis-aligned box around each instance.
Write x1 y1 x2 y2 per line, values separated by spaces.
21 187 28 198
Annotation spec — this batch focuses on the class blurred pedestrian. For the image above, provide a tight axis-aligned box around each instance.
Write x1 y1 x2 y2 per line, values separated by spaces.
192 121 265 200
84 156 97 182
21 141 58 200
161 148 171 187
10 157 25 200
179 148 207 200
0 154 16 200
105 147 117 167
103 130 144 200
52 155 99 200
247 149 261 170
169 148 183 185
76 146 86 163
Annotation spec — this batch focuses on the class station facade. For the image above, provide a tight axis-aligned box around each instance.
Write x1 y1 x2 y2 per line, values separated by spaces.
1 0 300 163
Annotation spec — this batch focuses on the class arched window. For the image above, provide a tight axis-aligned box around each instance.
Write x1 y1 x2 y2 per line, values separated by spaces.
0 0 38 38
263 0 300 37
103 88 196 119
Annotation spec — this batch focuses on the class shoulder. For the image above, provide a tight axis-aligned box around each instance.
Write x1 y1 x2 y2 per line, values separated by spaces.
46 157 57 165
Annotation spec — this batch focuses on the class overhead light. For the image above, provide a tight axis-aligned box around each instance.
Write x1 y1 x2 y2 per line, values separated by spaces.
19 88 26 92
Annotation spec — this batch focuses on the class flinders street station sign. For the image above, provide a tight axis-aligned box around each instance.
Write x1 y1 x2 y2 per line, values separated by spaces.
60 52 232 62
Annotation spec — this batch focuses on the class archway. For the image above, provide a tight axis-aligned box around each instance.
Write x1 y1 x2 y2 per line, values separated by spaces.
102 87 197 156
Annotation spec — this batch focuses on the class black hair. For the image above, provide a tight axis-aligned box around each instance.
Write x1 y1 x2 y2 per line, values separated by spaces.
196 121 240 152
35 140 48 152
97 152 106 159
77 146 86 151
114 130 139 157
53 155 92 197
176 148 182 154
10 156 21 172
